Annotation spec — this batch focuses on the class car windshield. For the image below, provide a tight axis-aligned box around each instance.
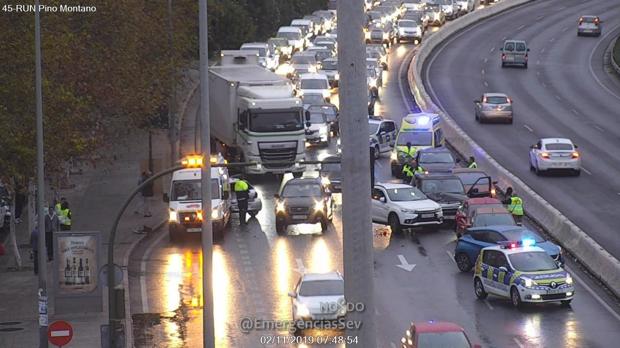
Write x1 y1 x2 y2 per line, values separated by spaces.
545 143 573 151
417 332 471 348
397 131 433 146
302 94 325 105
486 96 508 104
399 20 416 27
292 55 316 64
321 162 341 175
282 183 322 197
249 110 303 132
277 31 301 40
309 113 326 124
299 279 344 297
502 230 545 243
369 122 380 135
509 251 559 272
421 179 464 194
419 152 454 164
309 106 337 121
386 187 427 201
322 60 338 70
301 79 328 89
171 179 220 201
473 213 515 227
241 46 266 56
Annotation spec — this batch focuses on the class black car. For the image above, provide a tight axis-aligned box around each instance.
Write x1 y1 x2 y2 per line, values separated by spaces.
274 177 334 234
414 147 458 175
319 155 342 193
307 104 339 136
411 174 468 220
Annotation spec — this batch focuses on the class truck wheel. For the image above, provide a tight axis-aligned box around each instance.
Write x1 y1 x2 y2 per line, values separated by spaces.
276 221 287 235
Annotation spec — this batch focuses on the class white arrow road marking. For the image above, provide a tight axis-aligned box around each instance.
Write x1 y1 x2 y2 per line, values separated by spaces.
295 258 306 274
396 255 416 272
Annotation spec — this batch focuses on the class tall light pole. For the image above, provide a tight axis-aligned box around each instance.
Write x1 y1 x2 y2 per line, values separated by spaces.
34 1 49 347
338 0 377 346
198 0 215 347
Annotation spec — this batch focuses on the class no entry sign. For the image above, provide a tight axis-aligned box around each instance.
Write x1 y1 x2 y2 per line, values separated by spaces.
48 320 73 347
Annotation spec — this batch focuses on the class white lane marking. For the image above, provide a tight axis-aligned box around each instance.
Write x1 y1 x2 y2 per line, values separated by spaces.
490 47 495 53
376 160 383 168
550 37 555 42
565 266 620 322
536 15 544 20
396 254 416 272
141 227 168 313
295 258 306 273
555 95 562 101
398 47 418 111
571 109 579 115
502 36 507 41
541 47 546 54
582 167 592 175
541 81 547 88
588 23 620 102
513 337 526 348
446 250 456 265
484 81 489 87
593 125 604 132
481 69 485 75
562 27 569 32
483 58 488 63
484 300 494 310
517 24 525 30
523 124 534 133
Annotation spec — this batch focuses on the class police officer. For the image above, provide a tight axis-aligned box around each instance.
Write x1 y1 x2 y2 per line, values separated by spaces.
234 175 250 225
401 163 414 183
504 187 524 224
59 201 72 231
467 156 478 169
415 165 425 175
55 197 66 216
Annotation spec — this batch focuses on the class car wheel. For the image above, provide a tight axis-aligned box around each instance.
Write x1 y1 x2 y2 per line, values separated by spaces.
530 162 535 172
573 169 581 177
561 299 573 306
276 221 287 235
474 277 488 299
475 112 480 122
374 145 380 160
511 286 523 308
388 213 402 234
534 163 541 176
456 253 472 272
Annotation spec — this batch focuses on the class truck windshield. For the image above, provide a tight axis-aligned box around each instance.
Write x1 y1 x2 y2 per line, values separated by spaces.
171 178 220 201
249 110 303 132
397 131 432 146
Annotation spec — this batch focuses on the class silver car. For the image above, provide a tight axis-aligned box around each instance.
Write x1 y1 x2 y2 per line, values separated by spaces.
529 138 581 176
229 177 263 217
474 93 513 124
500 40 529 68
577 15 602 36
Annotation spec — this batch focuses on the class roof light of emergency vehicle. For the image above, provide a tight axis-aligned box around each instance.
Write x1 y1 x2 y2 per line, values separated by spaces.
196 210 203 221
417 116 430 125
522 238 536 247
571 152 579 159
182 155 204 168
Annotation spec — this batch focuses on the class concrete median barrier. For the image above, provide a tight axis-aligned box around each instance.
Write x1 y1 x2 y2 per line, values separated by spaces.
408 0 620 297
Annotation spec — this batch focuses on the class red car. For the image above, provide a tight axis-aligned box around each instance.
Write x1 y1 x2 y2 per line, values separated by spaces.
401 321 480 348
454 197 502 237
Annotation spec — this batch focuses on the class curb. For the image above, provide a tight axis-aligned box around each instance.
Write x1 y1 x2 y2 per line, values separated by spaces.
122 218 167 348
611 36 620 76
409 0 620 297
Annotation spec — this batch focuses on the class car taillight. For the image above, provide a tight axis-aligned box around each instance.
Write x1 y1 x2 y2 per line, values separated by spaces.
524 54 528 60
482 96 488 103
501 53 506 60
507 97 512 104
571 152 579 159
594 19 600 24
540 152 550 159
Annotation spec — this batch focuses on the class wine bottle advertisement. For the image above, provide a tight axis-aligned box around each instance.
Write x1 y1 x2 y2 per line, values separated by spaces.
57 235 97 294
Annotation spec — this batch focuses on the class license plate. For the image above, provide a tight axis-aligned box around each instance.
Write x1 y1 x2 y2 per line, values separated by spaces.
506 57 514 62
546 288 565 294
292 215 307 219
421 213 435 218
186 228 201 232
554 162 569 167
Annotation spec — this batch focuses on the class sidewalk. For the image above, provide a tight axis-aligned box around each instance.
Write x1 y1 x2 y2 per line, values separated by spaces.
0 129 171 348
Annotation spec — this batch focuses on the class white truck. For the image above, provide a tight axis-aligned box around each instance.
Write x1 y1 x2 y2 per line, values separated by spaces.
210 52 307 176
164 155 231 242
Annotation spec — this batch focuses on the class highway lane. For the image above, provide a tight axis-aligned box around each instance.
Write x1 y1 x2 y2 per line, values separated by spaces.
424 0 620 258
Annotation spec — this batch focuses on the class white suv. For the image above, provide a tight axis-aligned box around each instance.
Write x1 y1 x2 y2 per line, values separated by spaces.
289 272 346 322
372 182 443 233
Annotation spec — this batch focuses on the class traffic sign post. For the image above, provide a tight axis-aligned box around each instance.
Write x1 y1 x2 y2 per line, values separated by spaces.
48 320 73 347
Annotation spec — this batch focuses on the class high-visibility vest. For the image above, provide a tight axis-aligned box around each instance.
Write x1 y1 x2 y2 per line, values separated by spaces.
468 162 478 169
399 146 416 158
55 203 62 215
59 208 72 226
234 180 249 192
415 166 425 174
402 164 414 177
507 196 523 216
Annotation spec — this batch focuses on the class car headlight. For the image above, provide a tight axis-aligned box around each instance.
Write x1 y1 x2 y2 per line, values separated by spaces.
211 207 219 219
321 176 331 186
335 72 340 80
400 208 417 214
276 201 286 212
390 151 398 161
523 277 537 288
297 303 310 317
169 209 178 222
566 274 573 285
314 200 325 212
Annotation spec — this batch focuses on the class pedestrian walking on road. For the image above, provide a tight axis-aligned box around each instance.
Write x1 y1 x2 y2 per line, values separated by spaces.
45 206 58 261
234 175 250 225
135 171 153 217
59 201 72 231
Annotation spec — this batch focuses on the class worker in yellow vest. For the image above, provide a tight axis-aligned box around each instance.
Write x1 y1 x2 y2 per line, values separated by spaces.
58 201 72 231
234 176 250 225
504 187 524 224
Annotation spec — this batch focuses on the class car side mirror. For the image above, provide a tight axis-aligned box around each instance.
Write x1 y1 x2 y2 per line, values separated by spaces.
573 144 578 149
527 48 531 51
288 291 297 298
499 266 508 273
499 47 503 51
379 196 386 203
456 158 461 163
274 193 280 199
473 99 480 104
163 193 169 203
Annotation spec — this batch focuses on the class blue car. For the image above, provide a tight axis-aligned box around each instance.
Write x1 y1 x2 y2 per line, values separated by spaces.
454 225 562 272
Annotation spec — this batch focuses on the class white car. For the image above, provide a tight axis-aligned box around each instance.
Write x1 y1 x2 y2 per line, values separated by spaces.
297 73 331 99
305 109 331 146
277 26 305 52
289 272 346 322
372 182 443 233
239 42 278 71
529 138 581 176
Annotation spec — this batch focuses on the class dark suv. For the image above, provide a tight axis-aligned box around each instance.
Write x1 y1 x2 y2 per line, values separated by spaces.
411 174 468 220
274 177 334 234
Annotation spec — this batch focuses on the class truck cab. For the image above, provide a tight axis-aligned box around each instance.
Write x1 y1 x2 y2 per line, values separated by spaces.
390 113 444 177
164 155 231 242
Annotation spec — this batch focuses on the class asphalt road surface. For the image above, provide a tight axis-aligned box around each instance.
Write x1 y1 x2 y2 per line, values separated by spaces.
424 0 620 258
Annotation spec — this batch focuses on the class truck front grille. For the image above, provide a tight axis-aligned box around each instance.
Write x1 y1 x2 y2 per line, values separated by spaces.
259 141 298 168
